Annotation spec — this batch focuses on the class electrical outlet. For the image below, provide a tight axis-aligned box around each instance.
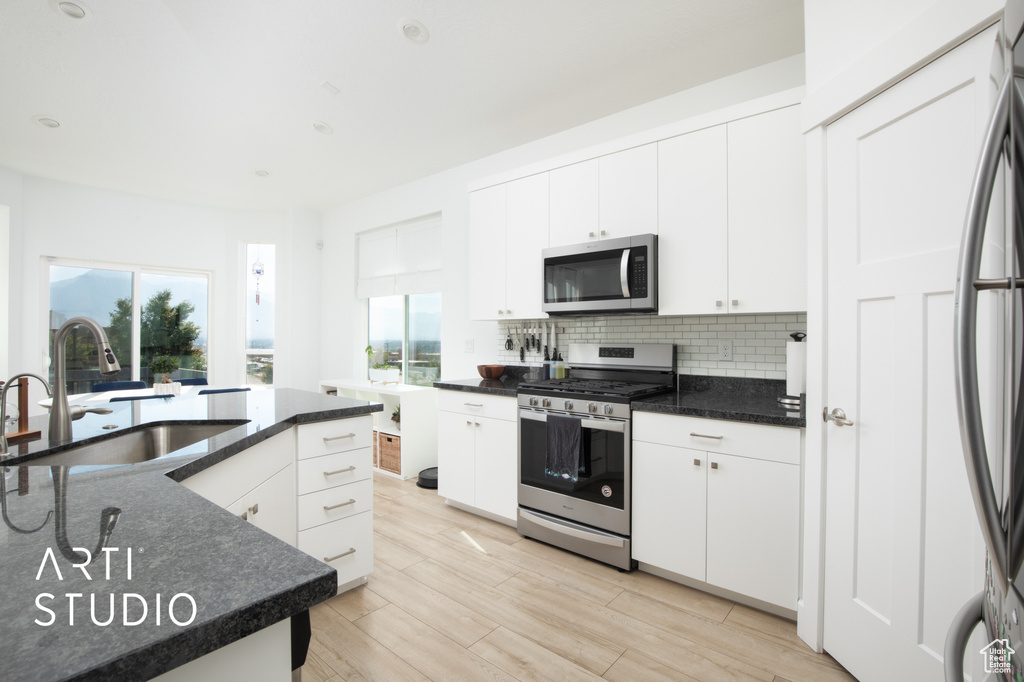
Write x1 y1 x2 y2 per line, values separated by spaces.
464 339 474 353
717 340 732 361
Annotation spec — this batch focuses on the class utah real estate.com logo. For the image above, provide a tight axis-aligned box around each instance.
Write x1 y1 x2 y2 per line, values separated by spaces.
981 638 1015 675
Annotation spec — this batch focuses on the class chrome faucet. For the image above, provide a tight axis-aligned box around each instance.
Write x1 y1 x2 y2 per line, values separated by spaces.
0 373 52 458
49 316 120 444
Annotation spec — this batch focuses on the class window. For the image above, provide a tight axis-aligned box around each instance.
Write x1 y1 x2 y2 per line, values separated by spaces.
367 293 441 387
48 262 209 392
245 244 275 385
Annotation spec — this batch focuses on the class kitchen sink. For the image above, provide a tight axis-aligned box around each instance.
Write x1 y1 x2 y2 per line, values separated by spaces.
25 421 249 467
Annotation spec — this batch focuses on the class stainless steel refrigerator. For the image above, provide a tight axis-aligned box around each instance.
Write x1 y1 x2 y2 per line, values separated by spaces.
947 2 1024 679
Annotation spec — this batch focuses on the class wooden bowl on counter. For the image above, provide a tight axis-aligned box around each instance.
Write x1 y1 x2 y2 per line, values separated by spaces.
477 364 505 380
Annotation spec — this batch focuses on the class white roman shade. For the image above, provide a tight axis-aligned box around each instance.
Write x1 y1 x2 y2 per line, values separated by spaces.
356 214 442 298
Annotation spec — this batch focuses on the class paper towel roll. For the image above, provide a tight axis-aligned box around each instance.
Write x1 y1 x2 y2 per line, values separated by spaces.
786 342 807 397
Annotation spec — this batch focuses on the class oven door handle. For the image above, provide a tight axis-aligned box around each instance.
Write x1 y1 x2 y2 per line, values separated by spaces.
518 410 626 433
519 509 626 547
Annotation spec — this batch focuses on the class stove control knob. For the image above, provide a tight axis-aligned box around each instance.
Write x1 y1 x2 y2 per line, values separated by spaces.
603 404 614 415
564 400 573 411
588 402 597 413
528 396 538 406
542 398 551 408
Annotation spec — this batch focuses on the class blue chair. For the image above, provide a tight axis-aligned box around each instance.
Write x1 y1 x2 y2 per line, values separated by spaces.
176 378 209 386
198 387 251 395
92 381 146 392
109 394 174 402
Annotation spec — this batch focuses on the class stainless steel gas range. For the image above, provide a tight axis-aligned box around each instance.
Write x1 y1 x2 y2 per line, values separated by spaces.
516 343 674 570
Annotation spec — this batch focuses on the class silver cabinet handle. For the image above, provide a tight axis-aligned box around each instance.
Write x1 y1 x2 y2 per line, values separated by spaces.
973 277 1024 290
731 299 739 307
955 69 1014 592
715 300 723 307
620 248 631 298
689 432 723 440
324 498 356 511
239 510 248 521
710 462 719 470
324 547 356 562
822 407 853 427
323 466 356 476
247 503 259 516
323 433 356 442
464 402 483 407
693 458 701 466
588 231 596 238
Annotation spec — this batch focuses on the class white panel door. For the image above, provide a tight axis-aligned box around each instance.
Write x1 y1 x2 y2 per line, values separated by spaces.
505 173 549 319
473 416 518 521
437 411 477 507
469 184 507 320
727 105 807 314
706 453 799 610
632 441 708 581
822 29 996 681
548 159 599 247
657 126 729 315
599 144 658 240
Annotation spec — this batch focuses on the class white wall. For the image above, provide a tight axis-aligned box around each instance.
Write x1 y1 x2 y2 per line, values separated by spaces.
803 0 1002 127
320 54 806 383
0 172 322 399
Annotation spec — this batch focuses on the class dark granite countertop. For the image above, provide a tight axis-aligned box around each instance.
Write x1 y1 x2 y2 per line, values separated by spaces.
434 365 546 398
0 388 383 681
633 377 805 428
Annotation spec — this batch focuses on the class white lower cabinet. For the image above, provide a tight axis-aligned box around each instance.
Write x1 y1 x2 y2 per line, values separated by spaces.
296 416 374 588
633 412 800 611
183 414 375 591
437 390 518 522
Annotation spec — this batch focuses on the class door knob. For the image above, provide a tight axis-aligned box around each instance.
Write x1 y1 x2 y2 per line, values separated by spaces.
823 407 854 427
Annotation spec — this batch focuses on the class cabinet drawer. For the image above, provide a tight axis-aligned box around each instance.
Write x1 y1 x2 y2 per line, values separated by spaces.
438 390 516 421
296 448 372 494
297 416 373 460
634 412 800 465
297 511 373 586
298 478 373 531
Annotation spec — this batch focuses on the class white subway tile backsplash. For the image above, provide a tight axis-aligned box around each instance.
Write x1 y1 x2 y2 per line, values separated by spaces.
492 312 807 380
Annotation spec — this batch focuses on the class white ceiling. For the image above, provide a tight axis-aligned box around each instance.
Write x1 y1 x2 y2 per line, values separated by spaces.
0 0 804 211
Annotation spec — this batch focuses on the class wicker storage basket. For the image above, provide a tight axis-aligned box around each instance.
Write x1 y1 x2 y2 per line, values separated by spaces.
372 430 379 468
379 433 401 474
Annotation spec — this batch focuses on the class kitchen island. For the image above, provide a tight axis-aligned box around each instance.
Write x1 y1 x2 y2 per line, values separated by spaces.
0 388 381 682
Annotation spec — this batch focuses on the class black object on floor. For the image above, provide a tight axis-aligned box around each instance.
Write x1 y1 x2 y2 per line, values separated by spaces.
417 467 438 489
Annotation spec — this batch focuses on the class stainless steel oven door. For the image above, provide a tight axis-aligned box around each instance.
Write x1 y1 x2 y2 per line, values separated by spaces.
517 408 631 536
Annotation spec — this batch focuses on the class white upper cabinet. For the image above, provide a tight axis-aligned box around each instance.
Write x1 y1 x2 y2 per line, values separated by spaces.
599 144 659 240
726 105 807 313
469 176 549 320
658 125 729 315
504 174 549 319
468 183 508 320
549 159 599 247
659 107 806 316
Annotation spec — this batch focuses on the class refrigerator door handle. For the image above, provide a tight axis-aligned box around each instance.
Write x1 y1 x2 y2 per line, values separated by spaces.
955 69 1013 591
943 590 985 682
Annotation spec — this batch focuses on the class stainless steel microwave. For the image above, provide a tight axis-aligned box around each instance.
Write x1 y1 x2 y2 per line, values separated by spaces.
542 234 657 315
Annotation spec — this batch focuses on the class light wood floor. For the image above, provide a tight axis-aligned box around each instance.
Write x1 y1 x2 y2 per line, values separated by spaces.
301 473 855 682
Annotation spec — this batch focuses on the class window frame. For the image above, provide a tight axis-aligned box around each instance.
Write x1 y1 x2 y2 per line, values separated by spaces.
43 257 213 384
243 243 275 387
366 292 441 387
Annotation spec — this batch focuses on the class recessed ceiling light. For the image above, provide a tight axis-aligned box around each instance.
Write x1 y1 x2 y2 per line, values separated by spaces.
33 115 61 129
312 121 334 135
56 1 87 19
254 169 270 177
398 18 429 44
